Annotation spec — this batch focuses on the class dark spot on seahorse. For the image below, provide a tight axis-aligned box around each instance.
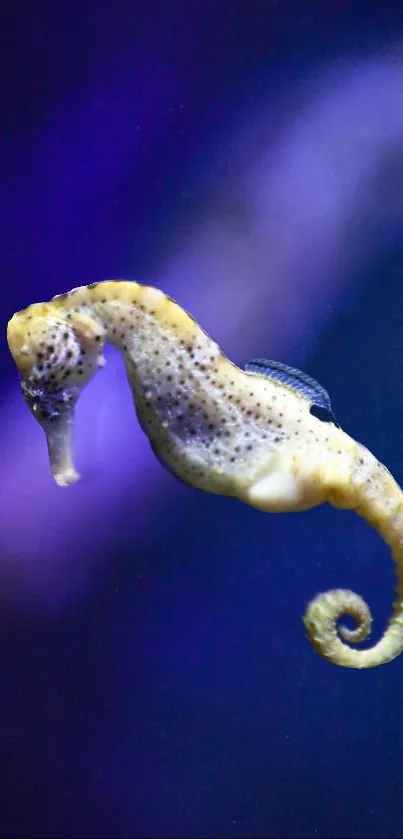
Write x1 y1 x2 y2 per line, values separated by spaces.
87 282 99 290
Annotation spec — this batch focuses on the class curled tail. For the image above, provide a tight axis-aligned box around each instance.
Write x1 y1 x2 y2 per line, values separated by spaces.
303 446 403 668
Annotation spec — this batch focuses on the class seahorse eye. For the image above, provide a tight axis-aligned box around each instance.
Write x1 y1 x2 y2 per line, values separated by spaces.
21 380 78 425
31 398 56 422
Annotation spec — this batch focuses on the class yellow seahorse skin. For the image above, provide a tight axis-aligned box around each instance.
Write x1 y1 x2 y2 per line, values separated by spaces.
7 279 403 669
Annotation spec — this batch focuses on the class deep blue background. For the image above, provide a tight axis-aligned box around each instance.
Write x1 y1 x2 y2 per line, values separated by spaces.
3 2 403 837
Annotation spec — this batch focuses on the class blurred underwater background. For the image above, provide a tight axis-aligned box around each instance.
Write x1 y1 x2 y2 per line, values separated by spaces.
3 1 403 836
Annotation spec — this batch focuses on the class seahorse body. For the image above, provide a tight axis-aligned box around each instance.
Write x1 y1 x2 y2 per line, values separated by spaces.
7 280 403 669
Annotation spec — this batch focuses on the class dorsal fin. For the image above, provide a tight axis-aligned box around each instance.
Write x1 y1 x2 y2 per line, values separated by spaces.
244 358 338 425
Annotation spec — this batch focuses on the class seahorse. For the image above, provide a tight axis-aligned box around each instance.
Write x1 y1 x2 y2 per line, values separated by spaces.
6 280 403 668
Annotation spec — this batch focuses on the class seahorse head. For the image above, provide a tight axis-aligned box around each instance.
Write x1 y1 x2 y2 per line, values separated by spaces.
7 303 105 486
